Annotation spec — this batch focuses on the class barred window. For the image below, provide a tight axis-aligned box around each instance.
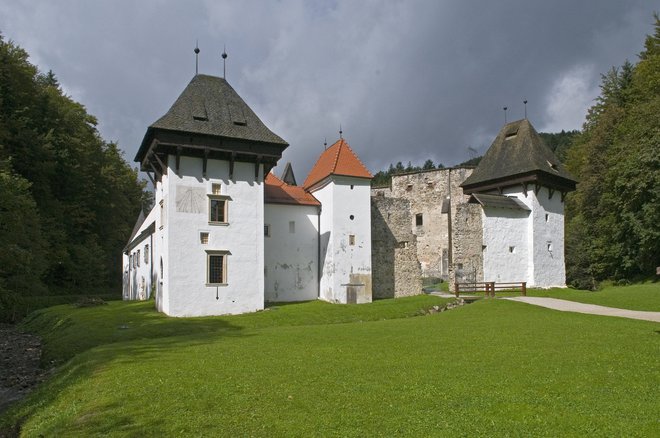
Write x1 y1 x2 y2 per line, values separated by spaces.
206 251 229 285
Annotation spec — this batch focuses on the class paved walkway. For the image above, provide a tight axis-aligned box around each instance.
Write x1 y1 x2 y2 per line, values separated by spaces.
503 297 660 323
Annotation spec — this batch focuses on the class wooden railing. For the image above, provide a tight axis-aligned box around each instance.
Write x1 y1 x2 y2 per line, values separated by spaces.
455 281 526 297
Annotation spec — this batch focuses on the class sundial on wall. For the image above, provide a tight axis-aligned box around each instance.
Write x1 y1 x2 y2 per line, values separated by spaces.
176 186 206 213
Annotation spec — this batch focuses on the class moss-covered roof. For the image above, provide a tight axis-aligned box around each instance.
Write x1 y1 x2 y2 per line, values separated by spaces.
135 74 287 163
460 119 577 193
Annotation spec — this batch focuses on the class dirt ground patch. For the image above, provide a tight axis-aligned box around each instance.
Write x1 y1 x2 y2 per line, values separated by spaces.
0 324 52 416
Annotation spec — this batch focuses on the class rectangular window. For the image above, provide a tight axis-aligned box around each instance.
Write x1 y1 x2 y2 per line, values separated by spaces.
200 232 209 244
264 224 271 237
144 245 149 264
137 249 141 267
416 213 423 226
206 251 229 285
212 183 222 195
349 235 356 246
209 198 227 223
289 221 295 233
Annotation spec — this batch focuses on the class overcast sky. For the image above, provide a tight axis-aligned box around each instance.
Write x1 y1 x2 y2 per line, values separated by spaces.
0 1 656 179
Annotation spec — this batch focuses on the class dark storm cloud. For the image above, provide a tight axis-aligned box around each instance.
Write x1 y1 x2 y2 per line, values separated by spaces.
0 0 654 179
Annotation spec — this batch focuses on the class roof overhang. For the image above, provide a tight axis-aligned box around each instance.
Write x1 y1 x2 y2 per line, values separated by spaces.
461 170 577 195
469 194 530 211
123 222 156 253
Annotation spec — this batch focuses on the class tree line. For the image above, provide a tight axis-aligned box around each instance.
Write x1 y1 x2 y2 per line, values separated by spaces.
0 34 151 318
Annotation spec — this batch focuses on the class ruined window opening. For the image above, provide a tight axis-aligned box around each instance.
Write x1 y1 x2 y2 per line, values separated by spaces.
406 184 413 191
349 215 354 220
200 232 209 244
206 252 228 285
349 235 356 246
264 224 271 237
416 213 423 226
289 221 295 233
144 245 149 264
509 246 515 253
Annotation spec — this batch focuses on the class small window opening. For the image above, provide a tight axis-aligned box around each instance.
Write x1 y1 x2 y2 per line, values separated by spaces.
212 183 222 195
350 185 354 190
545 213 549 222
509 246 515 253
482 245 487 252
200 232 209 244
416 213 423 226
233 120 247 126
547 242 553 252
264 224 271 237
349 235 355 246
193 115 208 121
289 221 295 233
349 215 355 220
406 184 413 191
137 250 141 267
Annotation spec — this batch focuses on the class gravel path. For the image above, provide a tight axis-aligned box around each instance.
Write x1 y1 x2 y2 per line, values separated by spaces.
503 297 660 322
0 324 52 416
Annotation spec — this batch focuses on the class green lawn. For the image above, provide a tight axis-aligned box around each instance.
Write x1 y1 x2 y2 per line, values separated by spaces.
526 282 660 311
2 293 659 436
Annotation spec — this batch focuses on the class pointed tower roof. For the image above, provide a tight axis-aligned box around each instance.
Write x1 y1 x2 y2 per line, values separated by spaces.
135 74 288 175
264 173 320 206
303 139 372 190
461 119 577 194
281 162 297 186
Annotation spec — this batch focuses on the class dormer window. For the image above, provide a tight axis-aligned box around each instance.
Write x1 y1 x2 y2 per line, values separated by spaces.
193 115 208 121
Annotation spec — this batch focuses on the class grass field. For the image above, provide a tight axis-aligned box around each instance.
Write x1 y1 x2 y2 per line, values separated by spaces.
2 289 659 436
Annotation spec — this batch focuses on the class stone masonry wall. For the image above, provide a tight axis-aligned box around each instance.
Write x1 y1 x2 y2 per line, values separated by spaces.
371 167 474 279
449 203 484 290
371 195 422 298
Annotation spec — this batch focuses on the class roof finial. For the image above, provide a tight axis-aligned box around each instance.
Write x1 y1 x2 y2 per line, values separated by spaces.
503 106 508 124
523 99 528 119
339 124 343 139
324 137 327 150
194 40 200 76
221 45 228 79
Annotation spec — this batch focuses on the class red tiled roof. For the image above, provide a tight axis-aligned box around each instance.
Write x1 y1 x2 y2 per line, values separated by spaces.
264 173 320 206
303 139 372 189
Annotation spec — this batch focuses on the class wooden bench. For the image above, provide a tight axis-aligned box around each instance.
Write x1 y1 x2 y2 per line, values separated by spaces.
455 281 527 297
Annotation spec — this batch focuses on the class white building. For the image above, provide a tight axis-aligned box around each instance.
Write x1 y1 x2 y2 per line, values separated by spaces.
123 74 373 316
460 119 577 288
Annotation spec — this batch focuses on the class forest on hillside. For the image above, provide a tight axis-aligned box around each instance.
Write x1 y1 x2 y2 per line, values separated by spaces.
0 34 151 321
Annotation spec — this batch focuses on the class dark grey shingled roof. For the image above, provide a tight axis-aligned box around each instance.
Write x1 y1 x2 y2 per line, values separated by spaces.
461 119 577 193
135 74 287 163
469 193 530 211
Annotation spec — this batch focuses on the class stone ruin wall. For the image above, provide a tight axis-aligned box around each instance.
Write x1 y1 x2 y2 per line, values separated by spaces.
371 167 476 281
371 196 422 298
449 203 484 290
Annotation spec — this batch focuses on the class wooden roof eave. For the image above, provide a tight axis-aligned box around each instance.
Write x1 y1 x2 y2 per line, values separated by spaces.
461 171 577 195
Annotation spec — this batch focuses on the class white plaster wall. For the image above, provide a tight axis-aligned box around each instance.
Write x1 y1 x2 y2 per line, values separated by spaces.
264 203 319 302
481 205 530 283
155 171 170 315
312 176 372 304
528 187 566 287
122 208 157 301
164 154 264 317
313 181 334 302
498 187 567 288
